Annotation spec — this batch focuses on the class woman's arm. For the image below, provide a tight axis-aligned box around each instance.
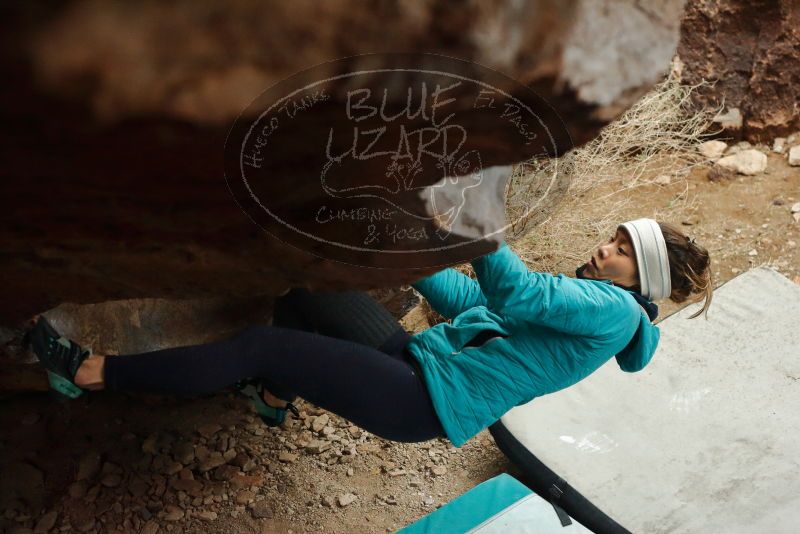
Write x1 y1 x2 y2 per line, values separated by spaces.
411 268 488 320
471 242 636 336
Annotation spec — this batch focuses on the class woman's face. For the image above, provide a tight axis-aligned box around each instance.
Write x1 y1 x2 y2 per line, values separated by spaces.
582 227 639 288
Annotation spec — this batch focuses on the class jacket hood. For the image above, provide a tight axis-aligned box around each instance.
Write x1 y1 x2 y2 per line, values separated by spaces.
614 307 660 372
575 264 660 372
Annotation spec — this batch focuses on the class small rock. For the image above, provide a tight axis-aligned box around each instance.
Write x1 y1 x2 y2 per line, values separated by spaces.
322 495 336 508
338 493 357 507
68 481 87 498
250 501 274 519
128 478 149 498
33 510 58 533
791 202 800 214
163 461 183 476
198 452 226 473
212 464 240 482
235 490 255 505
789 145 800 166
654 174 671 186
100 474 122 488
748 249 758 257
141 434 159 455
278 451 298 463
388 469 407 477
196 423 222 439
431 466 447 477
76 452 102 481
312 414 330 433
74 517 95 533
163 505 184 521
305 440 331 454
698 140 727 161
346 468 354 477
195 510 217 522
773 137 786 154
141 520 159 534
84 484 100 503
382 462 398 473
356 443 380 454
708 164 735 182
229 473 264 491
716 149 767 175
101 461 122 474
230 452 252 468
194 445 210 462
171 479 203 495
173 442 195 465
423 495 435 506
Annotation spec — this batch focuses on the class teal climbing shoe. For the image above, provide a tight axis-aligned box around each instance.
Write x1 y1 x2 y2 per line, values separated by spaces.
29 316 91 399
236 378 299 427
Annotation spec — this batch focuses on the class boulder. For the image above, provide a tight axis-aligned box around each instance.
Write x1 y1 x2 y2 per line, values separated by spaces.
0 0 687 326
679 0 800 142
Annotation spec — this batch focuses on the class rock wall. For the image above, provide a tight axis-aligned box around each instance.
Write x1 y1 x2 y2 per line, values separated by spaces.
678 0 800 141
0 0 686 325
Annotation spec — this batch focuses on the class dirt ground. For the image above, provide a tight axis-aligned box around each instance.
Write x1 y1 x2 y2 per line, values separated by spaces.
0 152 798 534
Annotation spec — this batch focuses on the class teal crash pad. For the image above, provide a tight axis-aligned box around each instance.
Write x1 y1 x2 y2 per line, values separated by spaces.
399 473 591 533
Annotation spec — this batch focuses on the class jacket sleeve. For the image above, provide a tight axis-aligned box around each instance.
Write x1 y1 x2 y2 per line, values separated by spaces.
471 242 633 337
411 268 488 320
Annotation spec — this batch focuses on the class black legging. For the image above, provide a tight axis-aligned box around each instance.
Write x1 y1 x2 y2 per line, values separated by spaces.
104 289 445 443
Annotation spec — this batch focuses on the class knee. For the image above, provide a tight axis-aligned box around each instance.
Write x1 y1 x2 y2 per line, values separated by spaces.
237 324 274 346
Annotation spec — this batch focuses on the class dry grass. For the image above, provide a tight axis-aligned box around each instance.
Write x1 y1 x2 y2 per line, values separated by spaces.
500 70 719 274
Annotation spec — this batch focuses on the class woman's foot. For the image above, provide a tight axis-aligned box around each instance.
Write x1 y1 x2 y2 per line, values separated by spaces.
29 316 92 398
262 388 288 409
235 378 299 427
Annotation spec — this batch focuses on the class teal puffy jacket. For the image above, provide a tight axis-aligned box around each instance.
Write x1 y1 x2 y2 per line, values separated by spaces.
406 242 660 447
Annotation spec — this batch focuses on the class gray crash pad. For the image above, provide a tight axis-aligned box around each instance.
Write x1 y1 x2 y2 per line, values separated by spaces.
497 267 800 533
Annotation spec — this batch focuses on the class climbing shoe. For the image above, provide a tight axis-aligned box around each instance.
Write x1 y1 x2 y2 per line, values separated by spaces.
236 378 299 427
29 316 91 399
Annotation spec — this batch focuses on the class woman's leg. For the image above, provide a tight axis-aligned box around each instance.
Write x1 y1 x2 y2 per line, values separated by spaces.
266 288 411 404
273 288 406 354
95 325 442 443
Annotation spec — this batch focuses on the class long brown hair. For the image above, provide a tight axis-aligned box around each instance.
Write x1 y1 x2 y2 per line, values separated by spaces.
658 221 713 319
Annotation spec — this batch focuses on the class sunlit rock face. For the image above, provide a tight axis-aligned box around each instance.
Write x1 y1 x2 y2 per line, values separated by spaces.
678 0 800 142
0 0 685 324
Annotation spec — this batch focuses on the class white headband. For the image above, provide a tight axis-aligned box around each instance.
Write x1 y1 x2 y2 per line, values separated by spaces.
619 218 672 301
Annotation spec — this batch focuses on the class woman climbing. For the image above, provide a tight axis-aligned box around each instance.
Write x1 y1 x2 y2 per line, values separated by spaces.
30 219 712 448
